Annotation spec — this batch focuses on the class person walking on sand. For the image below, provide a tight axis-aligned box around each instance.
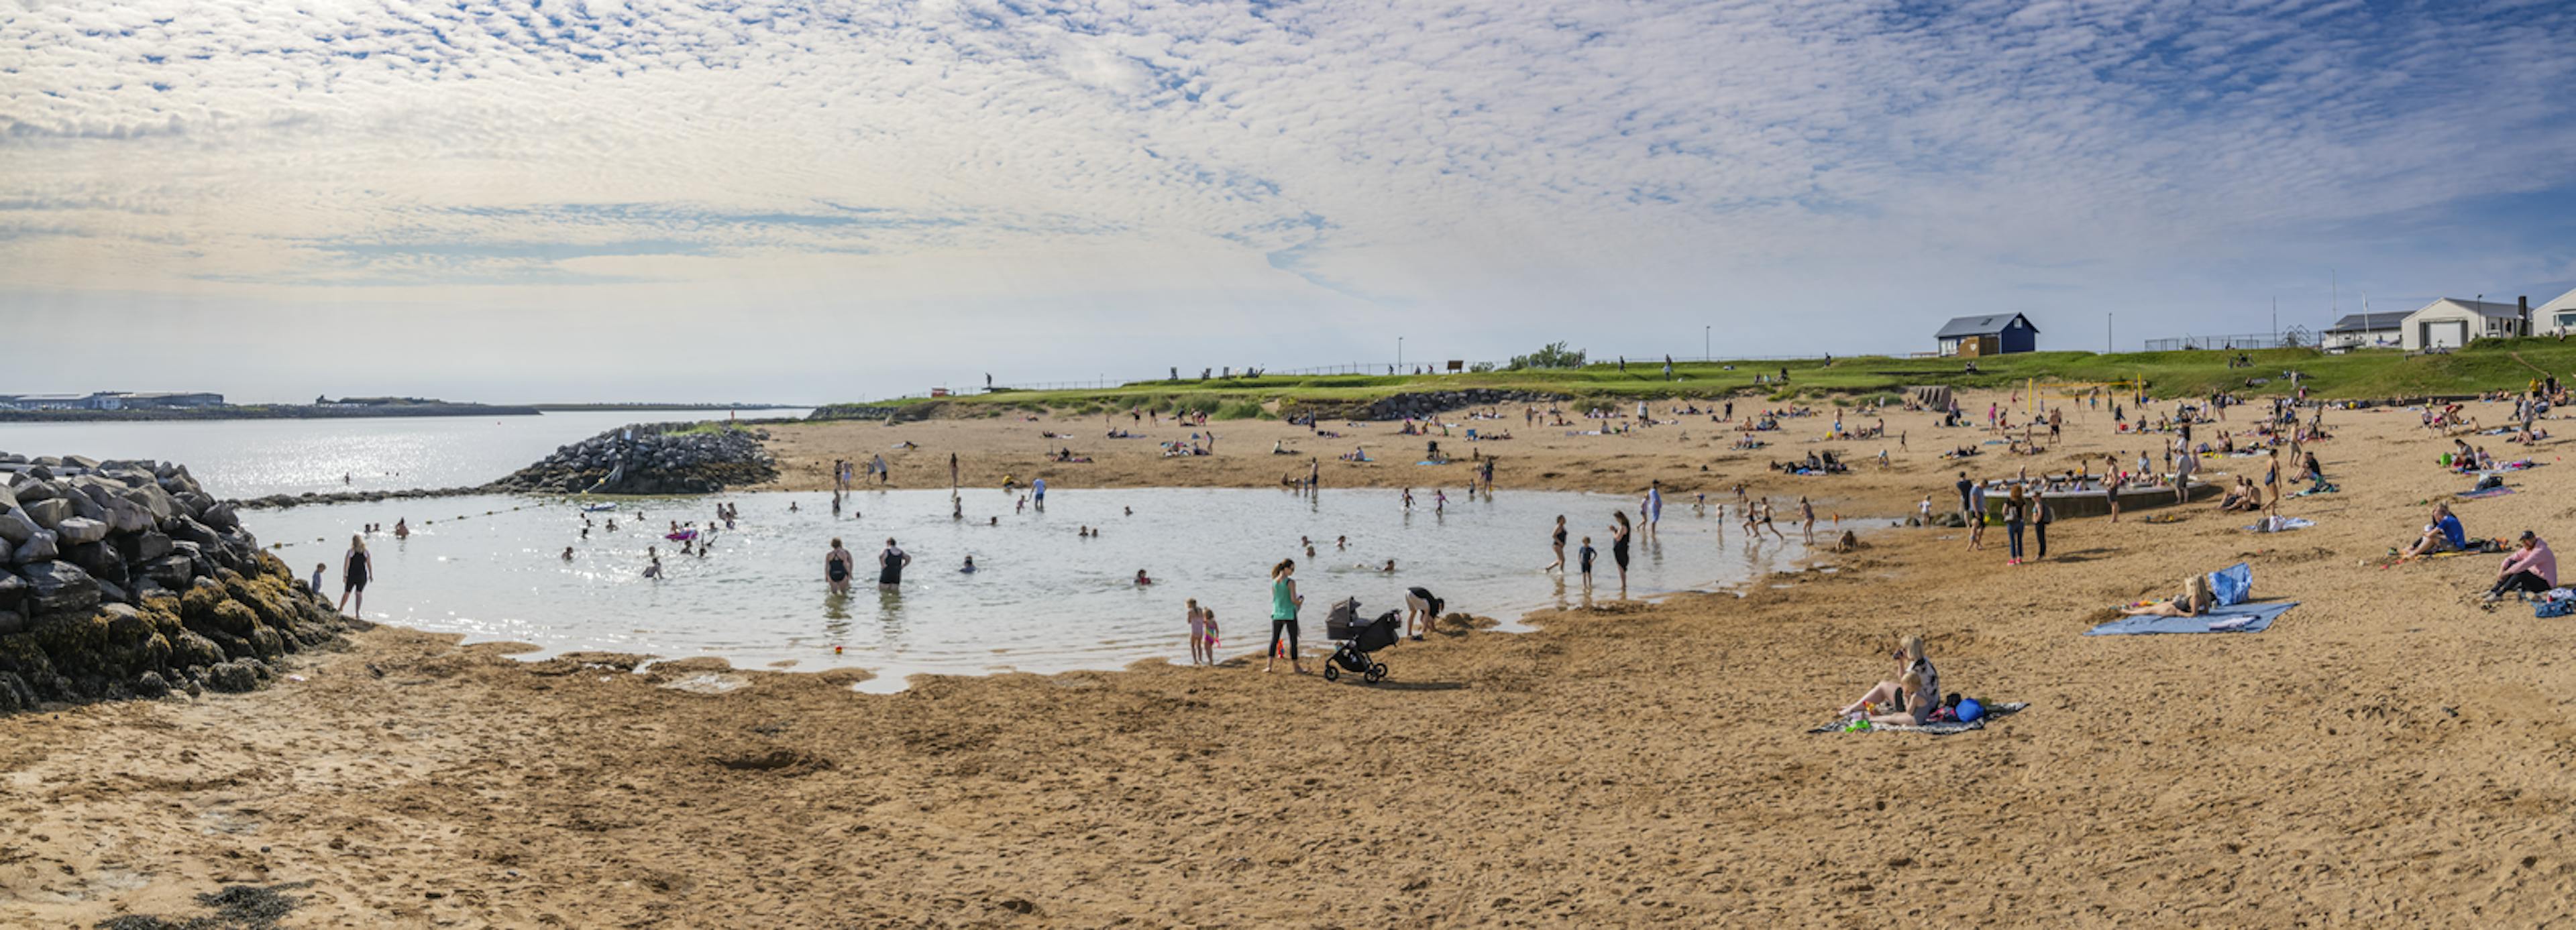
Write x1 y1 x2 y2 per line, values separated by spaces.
1610 512 1634 597
1545 515 1568 573
1266 559 1307 675
877 538 910 589
338 536 371 617
824 538 854 593
1968 481 1988 550
1799 496 1817 544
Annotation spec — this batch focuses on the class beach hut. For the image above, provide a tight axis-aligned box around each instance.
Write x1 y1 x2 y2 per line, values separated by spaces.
2398 298 2524 351
1934 314 2039 357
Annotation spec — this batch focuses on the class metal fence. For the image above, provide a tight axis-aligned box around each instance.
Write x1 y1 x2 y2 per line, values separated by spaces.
2141 333 2295 352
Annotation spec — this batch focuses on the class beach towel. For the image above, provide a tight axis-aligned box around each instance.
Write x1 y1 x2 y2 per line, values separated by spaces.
2457 486 2516 500
2209 562 2252 606
2085 600 2297 636
1808 702 2027 735
2290 481 2341 497
2245 516 2314 533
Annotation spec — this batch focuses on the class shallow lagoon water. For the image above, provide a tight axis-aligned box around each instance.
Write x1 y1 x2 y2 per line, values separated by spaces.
251 487 1811 690
0 410 806 500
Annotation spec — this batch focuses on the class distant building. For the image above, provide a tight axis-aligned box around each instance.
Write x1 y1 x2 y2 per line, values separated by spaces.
2321 311 2406 349
114 392 225 408
2 392 119 410
2536 286 2576 337
1934 314 2039 357
2398 298 2524 351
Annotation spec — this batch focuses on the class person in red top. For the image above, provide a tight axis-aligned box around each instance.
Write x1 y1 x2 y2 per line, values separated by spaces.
2487 531 2558 602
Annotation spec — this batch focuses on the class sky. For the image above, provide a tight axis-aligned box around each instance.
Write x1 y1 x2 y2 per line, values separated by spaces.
3 0 2574 404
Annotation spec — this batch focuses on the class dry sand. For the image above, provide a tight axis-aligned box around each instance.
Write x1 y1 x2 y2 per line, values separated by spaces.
7 392 2576 927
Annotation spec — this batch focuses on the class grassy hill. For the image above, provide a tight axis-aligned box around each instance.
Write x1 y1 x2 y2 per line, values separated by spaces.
816 339 2576 420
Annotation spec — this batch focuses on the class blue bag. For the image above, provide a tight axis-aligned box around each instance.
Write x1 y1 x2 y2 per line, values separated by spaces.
2209 563 2252 607
1955 697 1984 722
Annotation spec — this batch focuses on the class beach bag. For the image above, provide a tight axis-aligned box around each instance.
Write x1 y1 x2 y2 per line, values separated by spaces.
2208 563 2252 607
1955 698 1985 722
2476 474 2504 491
2538 597 2575 619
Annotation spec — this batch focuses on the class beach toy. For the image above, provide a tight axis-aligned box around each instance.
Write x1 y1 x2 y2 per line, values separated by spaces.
1957 698 1984 722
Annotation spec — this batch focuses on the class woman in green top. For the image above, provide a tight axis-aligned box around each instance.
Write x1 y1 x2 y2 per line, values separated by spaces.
1266 558 1307 675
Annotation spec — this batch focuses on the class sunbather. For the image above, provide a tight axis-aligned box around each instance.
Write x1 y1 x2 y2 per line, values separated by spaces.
1837 636 1939 721
2123 574 2216 618
2485 531 2557 602
2402 504 2466 559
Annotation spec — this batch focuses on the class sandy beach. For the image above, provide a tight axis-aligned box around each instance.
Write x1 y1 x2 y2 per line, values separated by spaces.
7 392 2575 927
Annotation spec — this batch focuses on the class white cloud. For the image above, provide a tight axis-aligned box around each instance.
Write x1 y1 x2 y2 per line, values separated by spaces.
0 0 2572 396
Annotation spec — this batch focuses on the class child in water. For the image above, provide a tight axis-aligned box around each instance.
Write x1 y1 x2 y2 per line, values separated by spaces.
1185 599 1210 665
311 563 325 592
1135 569 1155 585
960 555 977 573
1578 537 1597 589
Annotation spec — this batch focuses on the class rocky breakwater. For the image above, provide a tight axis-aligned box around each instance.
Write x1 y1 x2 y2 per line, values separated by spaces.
484 422 777 496
0 453 346 713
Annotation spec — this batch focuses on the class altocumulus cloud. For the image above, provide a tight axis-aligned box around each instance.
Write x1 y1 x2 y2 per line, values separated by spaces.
1 0 2572 331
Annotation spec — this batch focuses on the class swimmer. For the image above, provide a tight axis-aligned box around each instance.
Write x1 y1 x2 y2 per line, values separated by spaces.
1124 506 1134 516
643 546 662 579
392 518 409 539
825 538 853 592
1135 569 1155 585
1336 535 1348 550
561 546 574 561
961 555 977 573
989 516 999 526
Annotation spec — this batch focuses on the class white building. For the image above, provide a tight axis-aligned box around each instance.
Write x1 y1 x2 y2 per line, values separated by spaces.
2320 311 2405 349
2398 298 2524 351
2536 286 2576 337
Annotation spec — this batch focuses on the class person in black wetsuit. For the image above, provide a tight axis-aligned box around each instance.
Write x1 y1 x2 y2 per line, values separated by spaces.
1609 512 1633 597
825 538 853 593
877 538 910 589
339 535 371 617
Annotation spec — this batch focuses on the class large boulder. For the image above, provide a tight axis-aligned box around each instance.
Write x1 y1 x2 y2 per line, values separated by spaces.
140 555 195 589
0 480 16 512
19 561 99 618
203 659 259 693
118 530 174 565
11 529 56 565
21 498 71 529
0 571 23 611
167 516 221 550
121 484 176 523
0 509 34 544
9 479 56 504
103 498 150 534
200 502 239 531
53 516 108 546
64 541 127 587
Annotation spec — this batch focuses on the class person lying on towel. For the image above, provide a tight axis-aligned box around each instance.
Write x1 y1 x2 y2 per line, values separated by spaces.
2123 574 2216 618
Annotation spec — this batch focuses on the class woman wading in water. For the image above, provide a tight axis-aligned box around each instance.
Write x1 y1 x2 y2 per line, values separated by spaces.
1265 559 1307 675
339 535 371 617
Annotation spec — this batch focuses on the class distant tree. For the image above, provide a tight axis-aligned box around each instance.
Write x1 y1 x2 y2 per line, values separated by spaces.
1506 342 1588 370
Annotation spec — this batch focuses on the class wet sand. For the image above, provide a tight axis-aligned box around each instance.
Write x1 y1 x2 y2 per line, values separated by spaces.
7 393 2575 926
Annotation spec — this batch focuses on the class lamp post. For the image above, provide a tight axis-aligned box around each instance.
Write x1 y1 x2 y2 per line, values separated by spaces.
1397 337 1404 373
1704 325 1711 362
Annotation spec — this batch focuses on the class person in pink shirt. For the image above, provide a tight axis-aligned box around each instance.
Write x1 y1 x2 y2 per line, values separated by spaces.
2487 531 2558 602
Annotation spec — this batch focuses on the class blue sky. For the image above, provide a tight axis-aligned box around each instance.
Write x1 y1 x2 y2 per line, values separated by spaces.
2 0 2572 402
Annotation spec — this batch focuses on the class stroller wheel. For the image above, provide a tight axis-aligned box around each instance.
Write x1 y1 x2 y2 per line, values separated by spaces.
1364 663 1387 684
1323 664 1340 682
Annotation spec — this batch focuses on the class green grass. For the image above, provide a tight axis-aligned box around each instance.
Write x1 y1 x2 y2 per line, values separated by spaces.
818 340 2576 416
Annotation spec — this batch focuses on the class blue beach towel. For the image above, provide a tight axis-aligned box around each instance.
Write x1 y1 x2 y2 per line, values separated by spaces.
2458 486 2516 500
2085 600 2298 636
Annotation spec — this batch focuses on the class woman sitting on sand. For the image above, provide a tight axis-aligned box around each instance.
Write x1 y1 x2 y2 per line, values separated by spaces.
2121 573 2216 618
1837 636 1940 721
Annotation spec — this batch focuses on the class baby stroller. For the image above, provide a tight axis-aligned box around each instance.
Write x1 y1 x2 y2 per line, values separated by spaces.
1322 597 1397 684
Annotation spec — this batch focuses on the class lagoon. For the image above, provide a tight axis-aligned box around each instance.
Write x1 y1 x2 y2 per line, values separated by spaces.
0 410 807 500
246 487 1809 690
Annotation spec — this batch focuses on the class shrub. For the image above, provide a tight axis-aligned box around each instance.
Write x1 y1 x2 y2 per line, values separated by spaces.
1506 342 1587 370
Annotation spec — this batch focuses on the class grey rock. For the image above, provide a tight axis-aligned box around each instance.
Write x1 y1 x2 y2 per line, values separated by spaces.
201 502 239 531
62 455 98 470
0 535 9 565
121 484 176 522
64 540 125 586
21 498 70 529
0 480 15 512
204 660 259 693
0 509 34 544
123 530 173 564
132 671 170 699
105 498 150 534
0 609 22 636
9 479 55 504
53 516 108 545
168 516 221 549
11 528 56 564
19 561 99 617
94 577 129 607
142 555 195 589
0 572 23 610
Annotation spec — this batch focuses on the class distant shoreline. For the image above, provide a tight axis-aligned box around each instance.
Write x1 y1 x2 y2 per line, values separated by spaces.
0 403 542 423
525 403 804 412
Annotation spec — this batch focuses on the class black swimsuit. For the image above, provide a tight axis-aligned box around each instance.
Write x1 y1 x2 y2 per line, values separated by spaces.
1611 530 1631 569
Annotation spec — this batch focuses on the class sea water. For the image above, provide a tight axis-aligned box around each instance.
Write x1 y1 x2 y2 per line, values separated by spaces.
0 410 808 500
249 487 1811 690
